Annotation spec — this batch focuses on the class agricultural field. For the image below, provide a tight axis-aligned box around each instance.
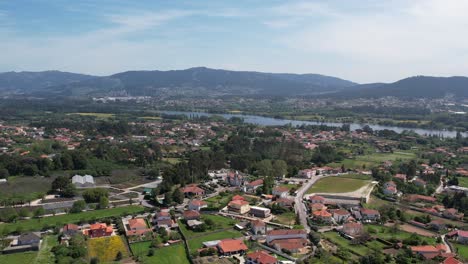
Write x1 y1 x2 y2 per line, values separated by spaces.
131 242 190 264
329 151 416 169
162 157 182 164
307 175 371 194
187 230 243 253
0 176 54 202
69 112 115 118
88 236 129 263
0 206 144 234
321 231 369 257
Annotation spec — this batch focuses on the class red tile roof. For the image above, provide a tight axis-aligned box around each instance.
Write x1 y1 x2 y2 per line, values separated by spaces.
217 239 248 253
270 238 308 251
128 218 147 229
273 186 289 193
246 250 278 264
248 179 264 187
252 220 266 227
183 210 200 219
232 195 245 201
442 257 463 264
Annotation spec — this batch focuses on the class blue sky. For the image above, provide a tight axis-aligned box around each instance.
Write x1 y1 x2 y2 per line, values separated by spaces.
1 0 468 83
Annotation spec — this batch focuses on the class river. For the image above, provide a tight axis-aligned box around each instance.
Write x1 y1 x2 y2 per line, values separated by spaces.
159 110 467 138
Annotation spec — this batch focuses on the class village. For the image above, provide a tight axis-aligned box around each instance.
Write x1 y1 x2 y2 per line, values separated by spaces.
0 113 468 264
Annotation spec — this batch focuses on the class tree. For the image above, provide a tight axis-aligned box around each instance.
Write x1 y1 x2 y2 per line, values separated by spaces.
172 188 184 204
82 188 109 203
98 196 109 209
256 160 273 176
70 200 86 213
0 168 9 179
272 160 287 179
34 207 45 218
164 192 173 205
61 183 77 198
52 176 69 191
90 257 99 264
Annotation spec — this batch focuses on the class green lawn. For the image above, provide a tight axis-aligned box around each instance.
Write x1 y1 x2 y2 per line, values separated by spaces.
0 252 37 263
366 225 436 244
322 231 370 256
329 152 416 169
273 211 296 225
454 243 468 261
0 176 54 203
131 242 190 264
179 214 238 239
307 176 370 194
0 206 144 234
204 194 233 209
34 235 59 264
458 177 468 188
187 230 243 253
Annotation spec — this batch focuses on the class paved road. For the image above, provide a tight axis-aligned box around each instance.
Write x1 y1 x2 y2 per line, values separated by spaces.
293 176 322 233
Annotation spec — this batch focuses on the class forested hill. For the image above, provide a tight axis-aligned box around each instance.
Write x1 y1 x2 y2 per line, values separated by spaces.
0 67 356 97
331 76 468 99
0 71 95 93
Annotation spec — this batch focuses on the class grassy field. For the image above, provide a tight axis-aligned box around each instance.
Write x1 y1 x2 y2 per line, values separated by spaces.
273 211 296 225
366 225 436 244
0 252 37 263
70 112 115 118
162 157 182 164
0 206 144 234
454 243 468 261
179 214 238 239
88 236 129 263
0 176 54 202
34 235 59 264
458 177 468 188
329 152 416 169
307 176 371 194
322 231 370 256
204 193 233 209
187 230 243 253
131 242 190 264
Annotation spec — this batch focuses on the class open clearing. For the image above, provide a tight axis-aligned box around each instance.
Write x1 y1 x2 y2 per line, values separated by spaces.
454 243 468 261
0 251 37 263
307 176 371 194
329 152 416 169
131 242 190 264
88 236 129 263
399 224 437 237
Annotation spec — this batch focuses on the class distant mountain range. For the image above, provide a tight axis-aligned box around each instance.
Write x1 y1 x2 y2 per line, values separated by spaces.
0 68 467 99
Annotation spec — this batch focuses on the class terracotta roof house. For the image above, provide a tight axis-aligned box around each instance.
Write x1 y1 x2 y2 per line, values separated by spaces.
188 200 208 211
63 223 79 236
227 171 244 187
217 239 248 256
181 184 205 197
183 210 201 220
251 220 266 235
228 200 251 214
342 222 363 237
405 194 436 203
394 173 407 182
232 195 245 201
456 230 468 244
410 244 447 260
428 220 447 231
275 198 294 208
312 210 332 222
443 208 464 220
310 203 327 212
332 209 350 223
360 208 380 222
269 238 309 253
441 257 463 264
414 178 427 188
126 218 152 238
245 179 264 193
246 250 278 264
84 223 113 238
266 229 307 244
309 195 325 204
272 186 289 198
